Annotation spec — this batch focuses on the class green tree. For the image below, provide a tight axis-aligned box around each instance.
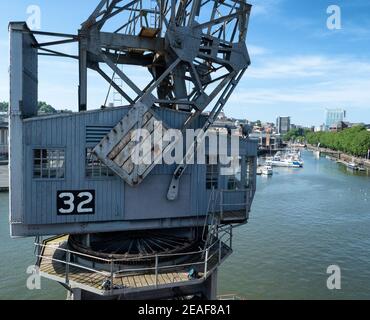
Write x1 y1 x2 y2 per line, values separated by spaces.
284 128 310 142
307 126 370 157
0 101 60 114
37 101 57 114
0 102 8 112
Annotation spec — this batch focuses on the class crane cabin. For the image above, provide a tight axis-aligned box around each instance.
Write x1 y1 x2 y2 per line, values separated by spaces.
8 0 256 299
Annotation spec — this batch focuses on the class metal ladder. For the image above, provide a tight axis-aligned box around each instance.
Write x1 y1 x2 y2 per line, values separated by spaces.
112 63 124 106
150 0 158 29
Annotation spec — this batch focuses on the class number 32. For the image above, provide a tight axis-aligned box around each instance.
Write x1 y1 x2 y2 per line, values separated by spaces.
58 191 94 215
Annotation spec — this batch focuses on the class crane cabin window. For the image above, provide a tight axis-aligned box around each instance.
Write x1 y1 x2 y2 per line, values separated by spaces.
225 156 242 190
86 148 115 178
206 155 219 190
33 149 65 179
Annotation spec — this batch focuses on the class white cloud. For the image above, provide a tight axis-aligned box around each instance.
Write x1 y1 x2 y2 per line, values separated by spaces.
348 26 370 40
248 55 370 79
312 20 370 42
251 4 268 16
248 45 268 56
250 0 284 17
228 53 370 123
231 79 370 107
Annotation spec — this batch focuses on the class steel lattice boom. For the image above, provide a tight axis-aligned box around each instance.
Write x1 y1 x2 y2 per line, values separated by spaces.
29 0 252 198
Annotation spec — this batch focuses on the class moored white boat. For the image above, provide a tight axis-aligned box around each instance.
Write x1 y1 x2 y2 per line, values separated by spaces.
266 157 303 168
347 157 359 171
269 159 302 168
347 162 358 170
265 149 304 168
261 165 273 176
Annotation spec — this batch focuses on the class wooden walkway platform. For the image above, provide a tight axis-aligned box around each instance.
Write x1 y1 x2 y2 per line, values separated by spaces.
38 235 232 296
221 210 248 224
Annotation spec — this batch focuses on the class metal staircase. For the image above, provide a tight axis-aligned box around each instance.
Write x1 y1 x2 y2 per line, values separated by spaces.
150 0 159 29
202 189 221 258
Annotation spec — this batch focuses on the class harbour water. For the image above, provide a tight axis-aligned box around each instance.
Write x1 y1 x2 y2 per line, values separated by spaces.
1 150 370 299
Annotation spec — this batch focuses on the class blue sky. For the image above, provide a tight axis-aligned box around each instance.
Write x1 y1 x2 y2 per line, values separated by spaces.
1 0 370 126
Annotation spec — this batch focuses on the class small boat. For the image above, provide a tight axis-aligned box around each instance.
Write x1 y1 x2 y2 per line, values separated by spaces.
261 165 273 176
266 158 302 168
347 157 360 171
286 152 304 167
347 162 358 170
265 149 304 168
358 162 366 172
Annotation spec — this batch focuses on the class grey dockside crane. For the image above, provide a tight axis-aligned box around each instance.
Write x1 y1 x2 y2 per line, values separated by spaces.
9 0 257 300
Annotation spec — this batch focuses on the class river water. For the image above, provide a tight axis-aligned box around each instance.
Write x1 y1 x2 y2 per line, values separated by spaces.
1 150 369 300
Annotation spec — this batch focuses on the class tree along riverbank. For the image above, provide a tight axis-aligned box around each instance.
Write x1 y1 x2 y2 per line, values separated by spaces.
306 145 370 169
305 126 370 158
285 126 370 158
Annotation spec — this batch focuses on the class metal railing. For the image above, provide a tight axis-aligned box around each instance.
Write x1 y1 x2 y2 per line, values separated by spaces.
218 294 245 301
35 226 233 293
219 189 250 220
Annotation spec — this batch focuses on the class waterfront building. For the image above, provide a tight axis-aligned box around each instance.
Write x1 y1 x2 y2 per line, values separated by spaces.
329 121 349 132
250 132 282 151
276 116 291 135
325 109 346 129
314 124 327 132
